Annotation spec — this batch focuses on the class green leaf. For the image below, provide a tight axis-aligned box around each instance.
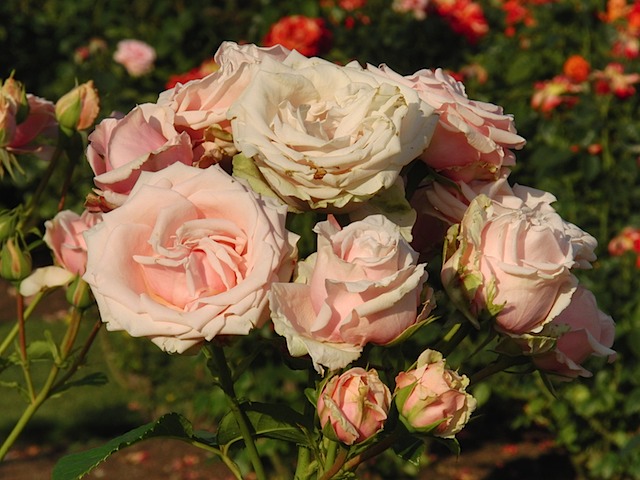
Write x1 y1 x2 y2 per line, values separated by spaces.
51 372 109 396
51 412 200 480
217 402 309 446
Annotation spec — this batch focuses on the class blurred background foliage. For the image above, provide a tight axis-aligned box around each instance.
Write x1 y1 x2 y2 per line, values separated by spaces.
2 0 640 478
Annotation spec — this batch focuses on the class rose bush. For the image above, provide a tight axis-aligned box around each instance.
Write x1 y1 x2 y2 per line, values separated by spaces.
270 214 429 373
82 162 298 353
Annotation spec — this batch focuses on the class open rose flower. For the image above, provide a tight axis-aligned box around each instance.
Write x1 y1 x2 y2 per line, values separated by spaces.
395 349 476 438
317 368 391 445
44 209 103 275
82 163 298 353
113 39 156 77
532 286 616 379
157 41 291 167
86 103 194 208
229 53 438 211
269 214 428 373
442 186 597 335
367 65 525 182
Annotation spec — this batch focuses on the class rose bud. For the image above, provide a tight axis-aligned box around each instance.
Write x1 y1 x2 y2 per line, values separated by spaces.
317 368 391 445
55 81 100 131
1 236 32 282
1 76 29 124
394 349 476 438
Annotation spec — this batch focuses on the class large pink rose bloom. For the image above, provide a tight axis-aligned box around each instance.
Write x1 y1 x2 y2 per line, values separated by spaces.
86 103 193 208
269 214 428 373
317 368 391 445
113 39 156 77
157 41 291 167
368 65 525 182
44 209 103 276
442 186 597 335
532 286 616 379
82 163 298 353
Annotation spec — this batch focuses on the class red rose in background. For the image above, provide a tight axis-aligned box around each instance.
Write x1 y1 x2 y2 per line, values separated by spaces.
263 15 332 57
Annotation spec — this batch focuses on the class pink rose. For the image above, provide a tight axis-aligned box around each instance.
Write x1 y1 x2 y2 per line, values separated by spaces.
532 287 616 379
44 209 103 276
8 94 57 156
86 103 194 208
367 65 525 182
442 186 597 335
269 214 428 373
394 349 476 438
157 41 290 167
82 163 298 353
113 39 156 77
317 368 391 445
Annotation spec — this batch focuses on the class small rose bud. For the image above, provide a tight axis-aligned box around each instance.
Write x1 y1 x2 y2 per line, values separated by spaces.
0 94 17 148
394 349 476 438
1 236 32 282
1 76 29 124
55 81 100 132
317 368 391 445
65 275 93 309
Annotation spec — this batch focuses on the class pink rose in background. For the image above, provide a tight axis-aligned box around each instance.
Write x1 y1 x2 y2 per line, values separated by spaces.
395 349 476 438
86 103 194 208
442 186 597 335
532 287 616 379
44 209 103 276
392 0 430 20
270 214 429 373
157 41 291 167
113 39 156 77
368 65 525 182
317 368 391 445
83 163 299 354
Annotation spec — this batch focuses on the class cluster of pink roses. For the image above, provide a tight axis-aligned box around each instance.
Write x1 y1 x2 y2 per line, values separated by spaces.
28 40 615 449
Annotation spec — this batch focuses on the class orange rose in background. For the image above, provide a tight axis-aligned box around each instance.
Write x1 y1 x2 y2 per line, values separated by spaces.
563 55 591 83
263 15 332 56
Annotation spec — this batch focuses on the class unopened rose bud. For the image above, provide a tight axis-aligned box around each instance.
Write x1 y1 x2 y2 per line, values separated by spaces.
0 95 17 148
1 237 32 282
55 81 100 132
317 368 391 445
65 275 93 309
394 349 476 438
1 76 29 124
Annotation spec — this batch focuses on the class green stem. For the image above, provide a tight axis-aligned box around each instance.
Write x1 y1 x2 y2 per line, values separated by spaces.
190 440 243 480
318 445 347 480
0 358 60 461
51 318 101 393
19 143 64 230
0 290 44 355
16 292 35 402
469 355 530 384
435 320 471 358
207 344 267 480
294 368 317 480
339 430 403 474
0 307 84 461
